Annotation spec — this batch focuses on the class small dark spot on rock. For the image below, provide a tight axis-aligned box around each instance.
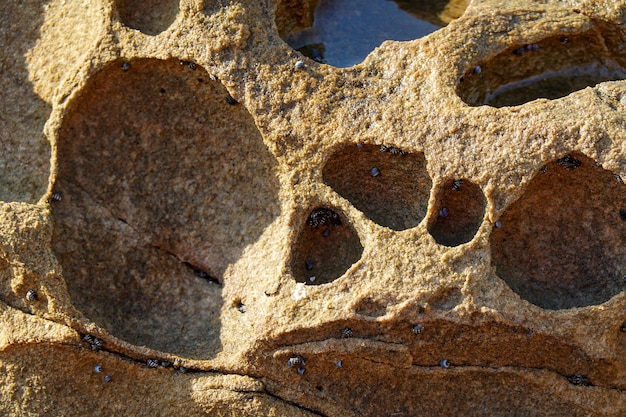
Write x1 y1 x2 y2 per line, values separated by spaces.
25 289 38 302
412 324 424 334
619 208 626 221
50 191 62 202
307 208 341 229
226 95 238 105
567 374 592 386
557 155 581 170
287 355 306 367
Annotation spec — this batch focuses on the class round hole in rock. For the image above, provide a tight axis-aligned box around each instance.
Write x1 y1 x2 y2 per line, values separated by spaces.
490 153 626 310
323 144 432 231
277 0 468 67
458 29 626 107
115 0 179 35
292 207 363 285
52 58 280 358
427 179 486 246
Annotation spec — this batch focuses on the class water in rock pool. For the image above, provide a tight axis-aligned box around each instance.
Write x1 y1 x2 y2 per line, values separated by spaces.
285 0 459 68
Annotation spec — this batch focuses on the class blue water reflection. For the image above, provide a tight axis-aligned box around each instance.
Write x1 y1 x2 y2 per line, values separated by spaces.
285 0 441 67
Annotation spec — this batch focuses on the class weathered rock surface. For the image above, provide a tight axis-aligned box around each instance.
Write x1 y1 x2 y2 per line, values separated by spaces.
1 0 625 415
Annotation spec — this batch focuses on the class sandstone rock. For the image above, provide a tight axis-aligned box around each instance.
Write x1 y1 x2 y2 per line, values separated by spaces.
1 0 625 415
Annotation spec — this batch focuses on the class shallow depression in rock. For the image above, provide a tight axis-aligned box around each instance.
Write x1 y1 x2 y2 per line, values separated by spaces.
114 0 179 35
428 179 486 246
458 28 626 107
292 207 363 285
323 144 432 230
278 0 467 67
491 153 626 309
52 58 280 357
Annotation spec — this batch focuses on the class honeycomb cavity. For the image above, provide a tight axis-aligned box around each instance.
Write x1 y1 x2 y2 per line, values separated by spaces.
4 0 626 415
115 0 179 35
323 144 432 231
292 207 363 285
279 0 467 67
458 29 626 107
428 179 486 246
491 153 626 310
52 58 280 357
0 1 51 203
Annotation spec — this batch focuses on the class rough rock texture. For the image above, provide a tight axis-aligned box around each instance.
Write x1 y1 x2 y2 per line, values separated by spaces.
1 0 625 415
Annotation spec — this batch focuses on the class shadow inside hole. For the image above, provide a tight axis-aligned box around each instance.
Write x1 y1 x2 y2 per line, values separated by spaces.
490 153 626 310
323 144 432 231
279 0 467 67
0 2 51 203
115 0 179 35
52 58 280 358
292 208 363 285
458 29 626 107
428 179 486 246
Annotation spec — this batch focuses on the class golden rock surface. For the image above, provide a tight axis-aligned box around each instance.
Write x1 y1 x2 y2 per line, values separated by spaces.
1 0 625 415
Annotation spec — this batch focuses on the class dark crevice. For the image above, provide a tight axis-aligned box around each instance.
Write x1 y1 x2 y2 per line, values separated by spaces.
181 261 221 285
262 390 329 417
268 339 625 393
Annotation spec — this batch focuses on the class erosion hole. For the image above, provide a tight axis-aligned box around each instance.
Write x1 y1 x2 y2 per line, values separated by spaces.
323 144 432 231
458 29 626 107
52 58 280 357
490 153 626 309
292 207 363 285
115 0 179 35
277 0 468 67
427 179 486 246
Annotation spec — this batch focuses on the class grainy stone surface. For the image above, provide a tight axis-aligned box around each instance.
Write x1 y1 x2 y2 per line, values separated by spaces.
1 0 625 415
